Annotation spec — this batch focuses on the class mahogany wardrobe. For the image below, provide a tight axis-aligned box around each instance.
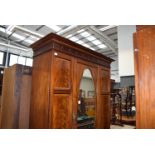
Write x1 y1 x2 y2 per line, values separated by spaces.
30 33 113 129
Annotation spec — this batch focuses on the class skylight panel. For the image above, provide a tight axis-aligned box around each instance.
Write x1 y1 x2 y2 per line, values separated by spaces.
70 36 79 42
66 34 73 38
77 29 85 33
47 25 61 32
25 39 35 44
92 39 102 45
97 44 107 48
83 44 91 48
76 40 85 45
90 47 95 50
87 35 96 41
80 31 91 37
13 33 25 40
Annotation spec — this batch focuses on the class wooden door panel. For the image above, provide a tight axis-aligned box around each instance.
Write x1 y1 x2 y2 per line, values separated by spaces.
96 95 110 129
52 94 72 129
53 52 72 91
101 68 110 94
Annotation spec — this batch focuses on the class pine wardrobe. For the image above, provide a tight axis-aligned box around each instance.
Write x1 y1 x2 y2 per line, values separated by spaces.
30 33 113 129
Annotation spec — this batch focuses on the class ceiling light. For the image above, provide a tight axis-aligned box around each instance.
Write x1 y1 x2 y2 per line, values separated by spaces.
6 25 15 32
100 25 118 31
70 36 79 42
80 31 91 37
83 44 90 48
66 34 73 38
97 44 107 48
76 40 85 45
90 47 95 50
87 35 96 41
47 25 62 32
77 29 85 33
92 39 102 45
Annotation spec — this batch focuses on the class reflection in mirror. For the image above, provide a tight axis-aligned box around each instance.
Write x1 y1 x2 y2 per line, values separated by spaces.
77 69 96 129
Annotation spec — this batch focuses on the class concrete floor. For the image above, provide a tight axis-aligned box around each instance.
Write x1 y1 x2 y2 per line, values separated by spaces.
110 124 135 129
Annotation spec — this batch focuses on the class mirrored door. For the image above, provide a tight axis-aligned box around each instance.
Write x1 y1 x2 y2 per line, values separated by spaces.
77 68 96 129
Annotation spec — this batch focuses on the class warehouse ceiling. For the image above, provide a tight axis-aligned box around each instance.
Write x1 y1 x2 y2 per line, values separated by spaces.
0 25 118 57
0 25 119 81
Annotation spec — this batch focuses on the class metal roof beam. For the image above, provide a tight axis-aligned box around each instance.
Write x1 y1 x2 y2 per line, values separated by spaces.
0 36 30 49
86 26 117 53
58 25 87 37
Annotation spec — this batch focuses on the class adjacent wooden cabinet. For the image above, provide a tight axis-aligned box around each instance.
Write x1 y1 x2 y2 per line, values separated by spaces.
134 26 155 128
0 64 32 129
30 33 113 129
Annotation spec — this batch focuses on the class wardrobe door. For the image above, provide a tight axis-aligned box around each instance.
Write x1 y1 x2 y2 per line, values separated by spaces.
50 51 73 129
73 59 98 129
96 67 110 129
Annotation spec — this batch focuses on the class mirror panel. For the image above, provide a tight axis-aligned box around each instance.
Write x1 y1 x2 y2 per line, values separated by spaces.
77 69 96 129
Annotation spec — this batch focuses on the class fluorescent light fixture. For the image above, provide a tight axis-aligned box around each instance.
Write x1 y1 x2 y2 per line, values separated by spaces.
100 25 118 31
66 34 73 38
90 47 95 50
57 25 77 35
97 44 106 48
6 25 15 32
77 29 85 33
87 35 96 41
47 25 62 32
13 33 25 40
70 36 79 42
29 35 39 40
0 42 30 51
83 44 91 48
25 39 35 44
80 31 91 37
92 39 102 45
76 40 85 45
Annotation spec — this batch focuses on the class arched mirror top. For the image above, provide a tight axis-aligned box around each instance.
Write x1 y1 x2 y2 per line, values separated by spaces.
79 68 95 99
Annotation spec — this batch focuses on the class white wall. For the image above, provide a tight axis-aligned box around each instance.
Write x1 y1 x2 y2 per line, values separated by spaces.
118 25 136 76
111 57 120 82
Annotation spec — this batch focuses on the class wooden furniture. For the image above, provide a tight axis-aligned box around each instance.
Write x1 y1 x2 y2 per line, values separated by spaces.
0 68 3 127
0 64 32 129
134 25 155 128
30 33 113 129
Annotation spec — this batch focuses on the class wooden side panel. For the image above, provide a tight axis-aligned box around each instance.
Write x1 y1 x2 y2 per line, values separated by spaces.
19 75 32 129
52 94 72 128
50 51 73 129
133 33 140 128
1 65 31 129
96 67 110 129
135 27 155 128
101 68 110 94
99 95 110 128
30 52 52 129
1 66 20 128
0 96 1 127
